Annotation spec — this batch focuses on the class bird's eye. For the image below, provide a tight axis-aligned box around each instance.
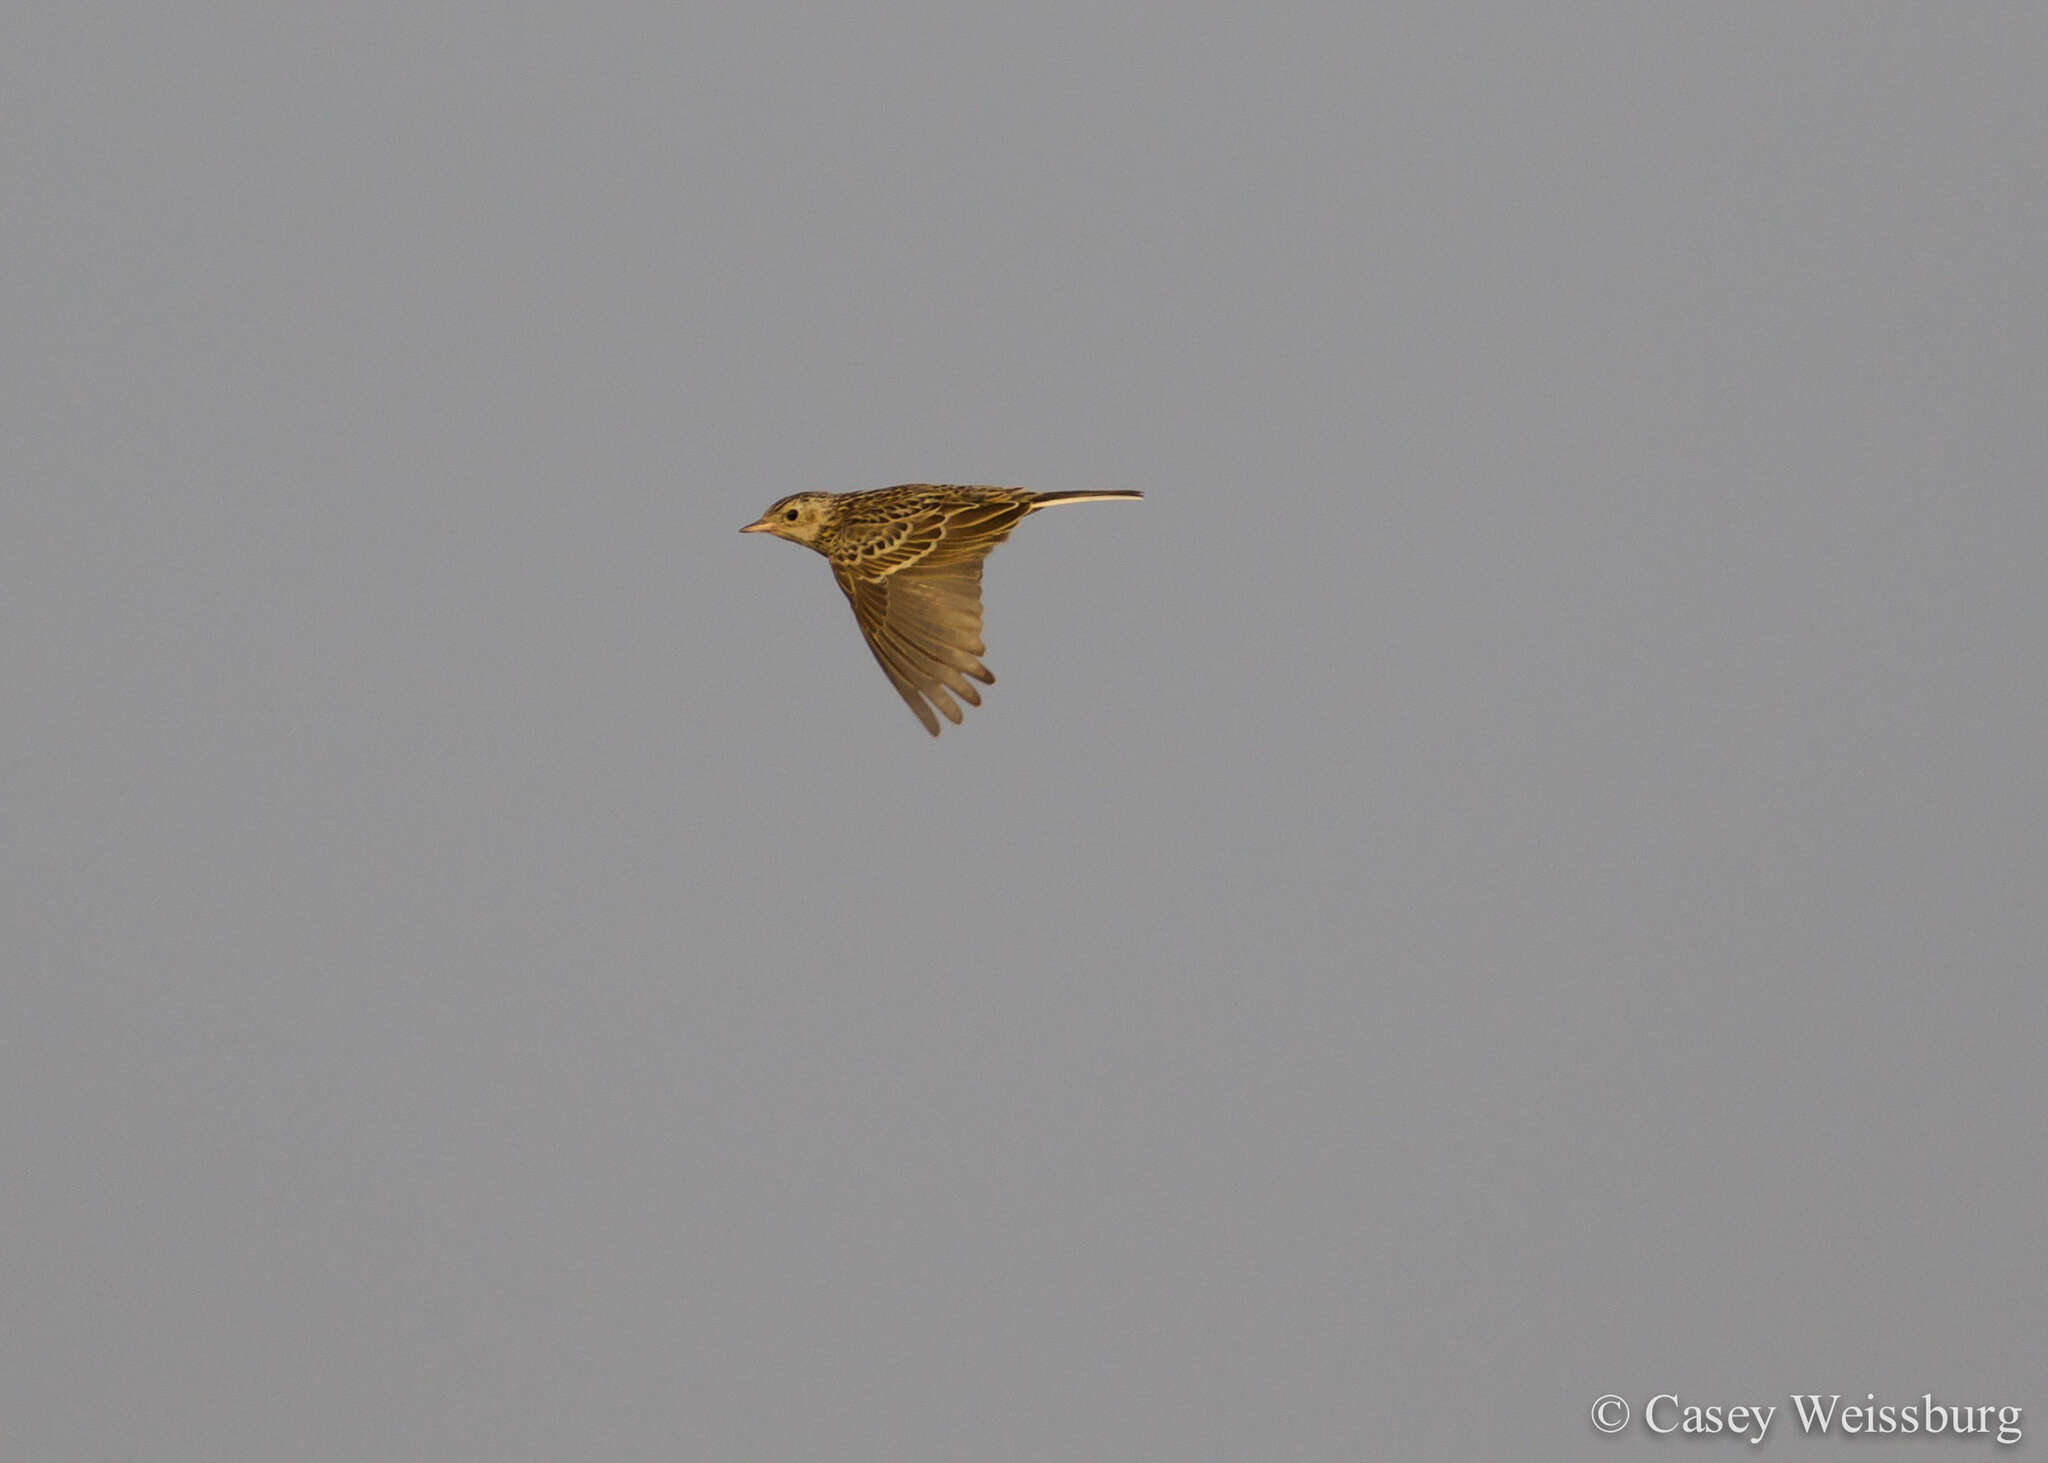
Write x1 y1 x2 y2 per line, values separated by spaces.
784 508 799 521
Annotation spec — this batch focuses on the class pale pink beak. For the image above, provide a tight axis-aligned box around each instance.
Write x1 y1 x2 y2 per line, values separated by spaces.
739 519 773 533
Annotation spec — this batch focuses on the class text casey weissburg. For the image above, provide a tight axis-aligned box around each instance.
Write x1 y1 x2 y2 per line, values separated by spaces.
1643 1392 2022 1445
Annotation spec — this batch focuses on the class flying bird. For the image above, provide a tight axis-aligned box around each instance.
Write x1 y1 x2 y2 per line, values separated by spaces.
740 483 1143 735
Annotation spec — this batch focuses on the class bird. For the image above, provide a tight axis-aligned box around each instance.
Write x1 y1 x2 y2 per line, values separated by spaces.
740 483 1143 735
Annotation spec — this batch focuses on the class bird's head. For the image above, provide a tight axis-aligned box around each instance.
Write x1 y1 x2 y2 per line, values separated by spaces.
740 492 834 547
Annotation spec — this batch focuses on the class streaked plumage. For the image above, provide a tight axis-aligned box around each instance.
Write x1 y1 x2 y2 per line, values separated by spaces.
740 483 1143 735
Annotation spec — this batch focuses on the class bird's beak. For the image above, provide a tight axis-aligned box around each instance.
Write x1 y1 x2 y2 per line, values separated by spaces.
739 518 773 533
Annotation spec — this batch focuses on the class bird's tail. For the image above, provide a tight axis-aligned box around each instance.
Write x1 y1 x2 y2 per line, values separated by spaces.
1027 489 1144 509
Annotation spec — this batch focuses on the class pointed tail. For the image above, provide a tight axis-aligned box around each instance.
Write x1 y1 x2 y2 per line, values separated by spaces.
1027 489 1145 509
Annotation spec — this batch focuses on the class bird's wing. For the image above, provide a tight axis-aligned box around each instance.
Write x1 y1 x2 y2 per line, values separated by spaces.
835 494 1037 575
832 555 997 736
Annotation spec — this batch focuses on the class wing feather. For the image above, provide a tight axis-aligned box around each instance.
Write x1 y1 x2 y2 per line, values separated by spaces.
833 556 997 736
922 500 1033 565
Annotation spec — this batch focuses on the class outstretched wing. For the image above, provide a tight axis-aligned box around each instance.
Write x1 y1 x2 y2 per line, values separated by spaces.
825 493 1046 734
831 554 997 736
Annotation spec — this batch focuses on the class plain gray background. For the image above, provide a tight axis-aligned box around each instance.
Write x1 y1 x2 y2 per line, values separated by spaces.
8 4 2044 1458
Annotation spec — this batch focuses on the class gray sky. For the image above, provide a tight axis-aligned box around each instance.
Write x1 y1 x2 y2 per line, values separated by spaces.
8 5 2044 1459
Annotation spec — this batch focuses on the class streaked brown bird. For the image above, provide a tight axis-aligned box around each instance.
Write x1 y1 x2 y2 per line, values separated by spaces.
741 483 1143 735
